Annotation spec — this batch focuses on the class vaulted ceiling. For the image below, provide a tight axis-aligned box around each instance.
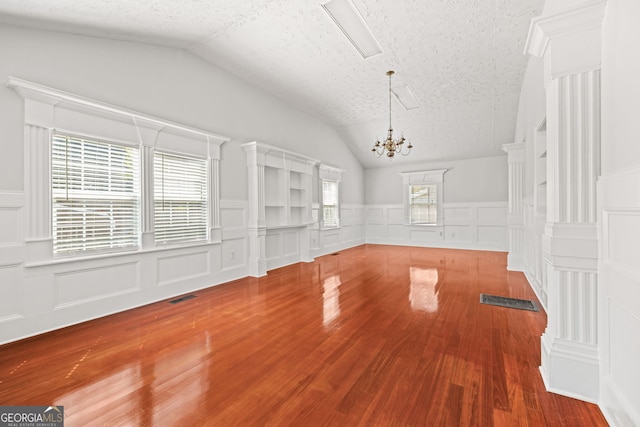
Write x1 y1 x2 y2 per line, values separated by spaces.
0 0 543 168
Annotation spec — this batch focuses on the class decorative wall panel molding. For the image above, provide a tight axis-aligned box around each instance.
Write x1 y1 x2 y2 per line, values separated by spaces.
55 262 140 308
157 251 210 287
0 192 25 266
598 168 640 426
310 204 365 258
365 202 507 251
220 200 248 273
0 265 23 324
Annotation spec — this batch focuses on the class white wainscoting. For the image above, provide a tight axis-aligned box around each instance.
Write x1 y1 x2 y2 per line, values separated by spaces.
265 227 304 271
219 200 249 275
1 195 505 345
0 191 24 267
0 196 251 345
310 204 366 258
598 168 640 427
55 262 141 308
0 192 24 326
365 202 508 251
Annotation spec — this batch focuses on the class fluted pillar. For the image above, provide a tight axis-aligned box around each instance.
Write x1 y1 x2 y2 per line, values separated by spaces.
242 143 267 277
24 123 54 263
140 143 155 249
526 0 605 402
501 142 525 271
16 93 58 264
208 140 222 244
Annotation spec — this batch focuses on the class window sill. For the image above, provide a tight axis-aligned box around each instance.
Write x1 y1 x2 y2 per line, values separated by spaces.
24 240 218 268
265 223 314 230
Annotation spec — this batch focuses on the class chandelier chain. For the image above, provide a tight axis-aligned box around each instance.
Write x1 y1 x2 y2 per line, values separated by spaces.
388 70 392 132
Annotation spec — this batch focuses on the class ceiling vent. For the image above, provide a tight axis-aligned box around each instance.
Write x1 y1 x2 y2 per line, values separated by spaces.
321 0 383 59
391 85 421 110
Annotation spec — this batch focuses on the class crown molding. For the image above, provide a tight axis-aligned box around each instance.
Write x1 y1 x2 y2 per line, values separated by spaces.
7 76 229 146
525 0 607 57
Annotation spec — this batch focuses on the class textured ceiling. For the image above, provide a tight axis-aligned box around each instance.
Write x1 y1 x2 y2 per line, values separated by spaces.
0 0 543 168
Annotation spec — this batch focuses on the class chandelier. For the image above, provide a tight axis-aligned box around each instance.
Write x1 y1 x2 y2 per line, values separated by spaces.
372 70 413 158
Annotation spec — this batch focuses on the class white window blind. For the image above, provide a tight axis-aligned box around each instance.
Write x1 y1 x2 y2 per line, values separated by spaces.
52 134 140 255
322 180 340 228
410 183 437 225
154 152 208 244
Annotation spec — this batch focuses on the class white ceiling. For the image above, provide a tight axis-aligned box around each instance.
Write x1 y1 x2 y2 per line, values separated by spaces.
0 0 543 169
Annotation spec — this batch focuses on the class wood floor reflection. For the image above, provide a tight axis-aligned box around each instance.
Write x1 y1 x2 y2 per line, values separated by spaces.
0 245 607 426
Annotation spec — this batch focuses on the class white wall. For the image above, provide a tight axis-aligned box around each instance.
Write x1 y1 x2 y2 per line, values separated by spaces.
364 155 508 205
363 156 508 251
599 0 640 424
601 0 640 176
0 24 364 201
0 23 365 344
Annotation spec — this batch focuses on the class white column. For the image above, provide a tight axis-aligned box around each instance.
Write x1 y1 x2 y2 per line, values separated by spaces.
18 95 57 264
501 142 525 271
140 144 155 249
305 160 317 224
526 0 605 403
243 143 267 277
24 123 53 263
208 155 221 244
133 118 163 250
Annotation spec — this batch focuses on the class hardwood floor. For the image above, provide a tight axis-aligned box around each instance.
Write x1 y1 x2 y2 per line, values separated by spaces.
0 245 607 426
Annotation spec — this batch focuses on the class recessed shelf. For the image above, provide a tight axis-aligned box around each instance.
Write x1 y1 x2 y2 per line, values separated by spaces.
242 141 317 231
534 122 547 217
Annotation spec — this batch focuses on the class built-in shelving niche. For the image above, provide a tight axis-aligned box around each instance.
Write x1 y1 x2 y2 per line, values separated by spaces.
531 118 548 308
242 141 318 276
535 118 547 216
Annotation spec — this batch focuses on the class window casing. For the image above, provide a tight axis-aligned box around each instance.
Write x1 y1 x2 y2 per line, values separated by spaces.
9 77 227 266
400 169 447 227
321 179 340 229
154 152 208 244
410 183 437 225
52 134 140 255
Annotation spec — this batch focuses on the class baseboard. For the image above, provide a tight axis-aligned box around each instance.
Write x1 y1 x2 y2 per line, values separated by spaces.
599 376 640 427
364 238 507 253
539 336 600 403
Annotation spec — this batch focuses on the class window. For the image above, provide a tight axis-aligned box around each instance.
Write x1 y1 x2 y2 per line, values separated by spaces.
318 164 343 230
400 169 447 226
154 152 208 244
410 183 437 225
321 179 340 229
11 77 227 266
52 134 140 255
